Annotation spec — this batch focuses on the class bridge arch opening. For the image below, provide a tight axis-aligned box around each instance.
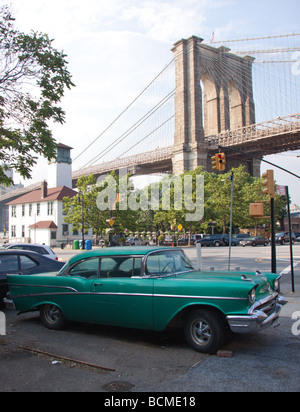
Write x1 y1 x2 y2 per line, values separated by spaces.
228 80 244 130
200 73 219 136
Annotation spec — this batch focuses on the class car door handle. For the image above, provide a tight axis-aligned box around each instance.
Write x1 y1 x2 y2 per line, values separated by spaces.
94 283 103 286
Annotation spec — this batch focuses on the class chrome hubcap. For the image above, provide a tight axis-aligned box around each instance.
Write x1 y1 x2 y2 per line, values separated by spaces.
45 305 60 324
191 319 212 346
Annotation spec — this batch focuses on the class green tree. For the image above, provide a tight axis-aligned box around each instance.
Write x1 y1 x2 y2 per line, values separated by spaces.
63 175 96 238
151 166 287 235
0 6 75 185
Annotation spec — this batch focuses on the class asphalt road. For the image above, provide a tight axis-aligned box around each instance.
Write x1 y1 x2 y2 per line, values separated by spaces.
0 244 299 393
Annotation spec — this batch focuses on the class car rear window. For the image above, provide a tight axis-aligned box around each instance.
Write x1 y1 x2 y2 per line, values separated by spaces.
20 255 38 270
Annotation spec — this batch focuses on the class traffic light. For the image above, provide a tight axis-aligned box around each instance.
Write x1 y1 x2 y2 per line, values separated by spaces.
211 154 218 170
217 153 226 171
211 152 226 171
262 170 275 198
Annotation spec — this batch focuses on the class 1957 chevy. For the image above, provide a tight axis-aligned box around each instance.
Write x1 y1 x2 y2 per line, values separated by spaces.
5 247 288 353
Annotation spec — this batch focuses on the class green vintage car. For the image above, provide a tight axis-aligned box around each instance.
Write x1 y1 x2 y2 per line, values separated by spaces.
6 247 287 353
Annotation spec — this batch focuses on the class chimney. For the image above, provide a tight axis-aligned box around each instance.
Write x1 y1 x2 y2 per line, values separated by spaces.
41 180 48 199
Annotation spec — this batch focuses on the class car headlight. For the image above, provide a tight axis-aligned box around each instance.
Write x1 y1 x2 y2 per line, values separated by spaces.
249 287 257 304
273 277 280 292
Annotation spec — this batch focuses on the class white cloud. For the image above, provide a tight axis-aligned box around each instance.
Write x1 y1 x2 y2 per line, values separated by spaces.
10 0 212 43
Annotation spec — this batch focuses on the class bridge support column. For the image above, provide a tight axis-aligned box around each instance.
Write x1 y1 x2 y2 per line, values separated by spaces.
171 36 208 175
250 158 261 178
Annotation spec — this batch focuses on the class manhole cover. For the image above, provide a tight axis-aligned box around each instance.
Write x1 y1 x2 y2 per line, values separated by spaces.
102 381 135 392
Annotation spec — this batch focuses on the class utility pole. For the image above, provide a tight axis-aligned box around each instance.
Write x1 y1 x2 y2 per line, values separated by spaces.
285 186 295 292
228 172 234 272
262 170 276 273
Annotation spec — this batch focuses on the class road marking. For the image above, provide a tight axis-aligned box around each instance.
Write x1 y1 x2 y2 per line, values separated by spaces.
280 262 299 275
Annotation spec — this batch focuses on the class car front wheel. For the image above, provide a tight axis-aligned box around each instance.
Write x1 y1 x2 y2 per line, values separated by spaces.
184 309 225 354
40 304 66 330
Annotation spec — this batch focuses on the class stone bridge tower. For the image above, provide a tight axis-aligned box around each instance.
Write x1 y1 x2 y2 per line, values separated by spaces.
171 36 259 175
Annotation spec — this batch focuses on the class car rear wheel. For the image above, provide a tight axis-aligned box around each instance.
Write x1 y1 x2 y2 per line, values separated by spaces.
184 309 225 354
40 304 66 330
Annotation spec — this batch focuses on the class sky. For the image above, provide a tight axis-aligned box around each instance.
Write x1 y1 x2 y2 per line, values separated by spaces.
3 0 300 205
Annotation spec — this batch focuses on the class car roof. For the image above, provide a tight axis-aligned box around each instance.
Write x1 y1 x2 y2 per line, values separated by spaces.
0 249 44 257
8 243 50 248
68 246 180 265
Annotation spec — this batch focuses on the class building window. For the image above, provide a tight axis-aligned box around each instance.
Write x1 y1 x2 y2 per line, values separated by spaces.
62 224 69 236
11 206 16 218
62 202 67 216
47 202 54 216
22 204 25 217
37 203 40 216
29 204 32 216
50 231 57 240
22 225 25 238
11 225 16 238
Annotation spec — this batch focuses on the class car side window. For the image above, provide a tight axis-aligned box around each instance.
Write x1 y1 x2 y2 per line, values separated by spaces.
29 246 47 255
145 251 194 276
20 255 38 270
0 255 19 272
100 257 142 278
69 258 99 279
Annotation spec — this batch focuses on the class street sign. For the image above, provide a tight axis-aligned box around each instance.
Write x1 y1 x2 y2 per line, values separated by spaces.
108 218 115 227
178 224 183 231
276 185 286 196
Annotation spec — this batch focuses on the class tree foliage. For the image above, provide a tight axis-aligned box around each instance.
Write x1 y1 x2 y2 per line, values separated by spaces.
0 5 75 185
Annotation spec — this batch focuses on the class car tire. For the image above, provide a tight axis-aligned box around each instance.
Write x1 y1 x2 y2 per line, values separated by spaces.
184 309 225 354
214 241 221 247
40 304 66 330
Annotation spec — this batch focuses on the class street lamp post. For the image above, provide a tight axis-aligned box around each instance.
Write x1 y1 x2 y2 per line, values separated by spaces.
228 172 234 272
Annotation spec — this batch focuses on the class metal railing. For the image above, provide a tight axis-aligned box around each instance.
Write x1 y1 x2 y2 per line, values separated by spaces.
205 113 300 147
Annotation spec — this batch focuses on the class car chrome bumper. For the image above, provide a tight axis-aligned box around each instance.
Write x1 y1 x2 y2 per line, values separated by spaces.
226 295 288 334
3 298 16 310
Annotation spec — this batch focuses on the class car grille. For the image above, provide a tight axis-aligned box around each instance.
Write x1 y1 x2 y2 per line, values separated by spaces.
250 293 278 316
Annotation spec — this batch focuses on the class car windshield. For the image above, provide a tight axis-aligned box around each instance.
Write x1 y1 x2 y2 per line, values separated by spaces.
145 250 195 277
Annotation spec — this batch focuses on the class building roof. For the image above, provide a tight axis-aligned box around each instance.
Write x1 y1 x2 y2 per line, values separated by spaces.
57 143 73 150
6 186 77 205
29 221 58 229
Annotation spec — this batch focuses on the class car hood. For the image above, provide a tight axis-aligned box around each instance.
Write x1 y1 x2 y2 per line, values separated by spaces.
175 270 275 296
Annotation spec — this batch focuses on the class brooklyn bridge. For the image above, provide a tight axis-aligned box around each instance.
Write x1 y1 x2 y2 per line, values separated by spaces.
72 34 300 183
